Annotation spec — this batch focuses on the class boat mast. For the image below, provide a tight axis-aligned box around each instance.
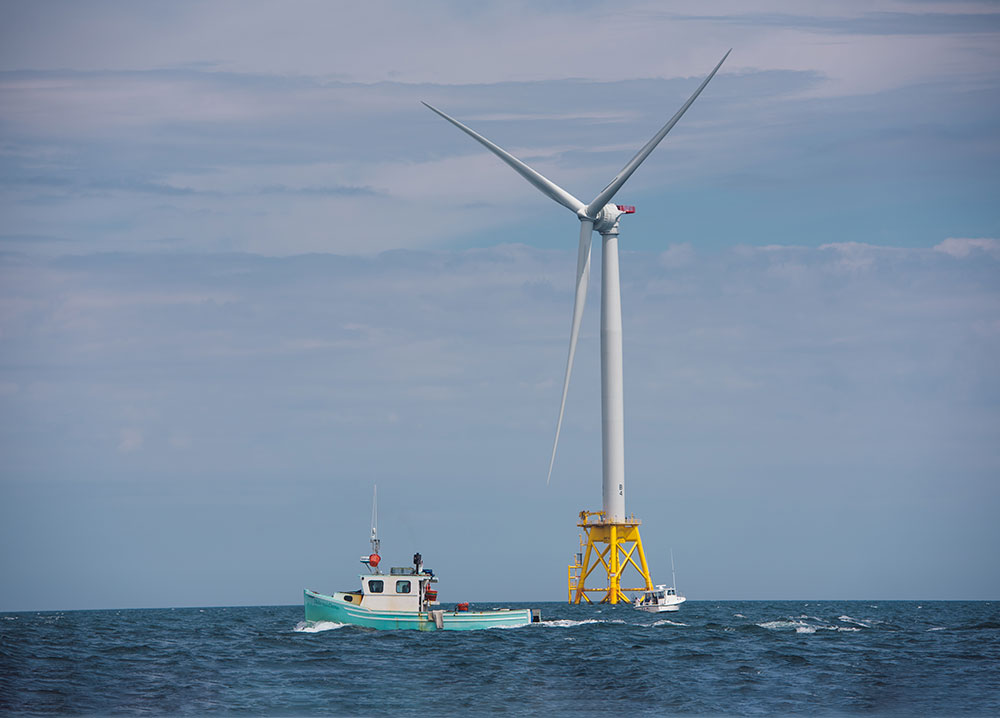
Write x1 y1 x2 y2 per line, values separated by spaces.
366 485 382 574
371 485 380 557
670 548 677 591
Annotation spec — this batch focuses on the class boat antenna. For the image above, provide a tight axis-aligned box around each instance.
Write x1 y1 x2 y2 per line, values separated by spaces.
371 484 380 558
670 548 678 591
360 485 384 574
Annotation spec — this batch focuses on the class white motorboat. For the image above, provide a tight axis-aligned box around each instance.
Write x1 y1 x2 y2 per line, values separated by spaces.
634 549 685 612
634 584 686 612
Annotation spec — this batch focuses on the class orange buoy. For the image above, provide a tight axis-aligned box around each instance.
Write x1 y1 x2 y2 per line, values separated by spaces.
456 602 469 612
369 553 381 567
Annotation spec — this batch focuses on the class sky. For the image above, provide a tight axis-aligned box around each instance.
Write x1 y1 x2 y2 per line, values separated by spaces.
1 1 998 611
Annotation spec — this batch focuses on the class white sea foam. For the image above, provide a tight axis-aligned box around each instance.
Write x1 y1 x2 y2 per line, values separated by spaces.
541 618 603 628
928 626 947 632
758 620 806 630
759 618 859 634
838 615 871 628
734 613 746 618
653 619 688 627
486 621 532 630
294 620 346 633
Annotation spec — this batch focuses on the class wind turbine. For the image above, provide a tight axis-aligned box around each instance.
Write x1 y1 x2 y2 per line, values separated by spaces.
424 51 729 603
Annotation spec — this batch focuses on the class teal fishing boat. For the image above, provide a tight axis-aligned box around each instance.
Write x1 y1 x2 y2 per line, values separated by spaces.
303 489 540 631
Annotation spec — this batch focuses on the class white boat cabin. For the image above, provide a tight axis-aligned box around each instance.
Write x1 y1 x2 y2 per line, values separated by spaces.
636 584 683 607
340 566 438 612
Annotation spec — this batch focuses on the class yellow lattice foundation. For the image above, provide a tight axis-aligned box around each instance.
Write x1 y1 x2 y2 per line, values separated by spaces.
566 510 654 604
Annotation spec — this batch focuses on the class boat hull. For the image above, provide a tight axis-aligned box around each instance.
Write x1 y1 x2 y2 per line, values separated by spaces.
303 589 534 631
634 596 686 613
636 603 681 613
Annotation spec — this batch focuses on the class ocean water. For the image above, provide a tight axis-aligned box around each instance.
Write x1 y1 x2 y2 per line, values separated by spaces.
1 601 998 716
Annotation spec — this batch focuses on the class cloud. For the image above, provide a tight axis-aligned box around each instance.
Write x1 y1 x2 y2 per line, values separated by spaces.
675 10 1000 37
4 241 995 471
1 2 997 257
659 242 696 268
934 237 1000 259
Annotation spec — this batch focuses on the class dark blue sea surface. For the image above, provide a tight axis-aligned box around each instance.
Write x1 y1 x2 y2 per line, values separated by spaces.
1 601 998 716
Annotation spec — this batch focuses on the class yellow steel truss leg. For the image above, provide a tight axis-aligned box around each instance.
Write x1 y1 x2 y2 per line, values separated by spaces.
634 530 654 593
567 510 654 605
609 524 619 604
573 537 595 604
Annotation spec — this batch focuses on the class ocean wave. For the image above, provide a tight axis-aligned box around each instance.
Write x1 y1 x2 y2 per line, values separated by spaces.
838 615 872 628
540 618 603 628
758 619 806 631
653 619 688 627
958 621 1000 630
758 618 861 634
486 621 533 630
294 620 346 633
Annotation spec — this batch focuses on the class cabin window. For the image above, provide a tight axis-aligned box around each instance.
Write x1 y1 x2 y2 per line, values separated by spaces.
396 580 411 594
368 580 384 593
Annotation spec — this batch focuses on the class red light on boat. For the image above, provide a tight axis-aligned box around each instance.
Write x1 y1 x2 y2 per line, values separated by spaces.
616 205 635 214
369 553 381 567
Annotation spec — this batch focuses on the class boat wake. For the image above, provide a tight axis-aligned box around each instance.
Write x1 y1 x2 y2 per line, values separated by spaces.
540 618 605 628
294 620 346 633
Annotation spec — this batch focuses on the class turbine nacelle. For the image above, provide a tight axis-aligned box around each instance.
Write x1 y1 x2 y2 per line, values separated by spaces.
584 204 637 234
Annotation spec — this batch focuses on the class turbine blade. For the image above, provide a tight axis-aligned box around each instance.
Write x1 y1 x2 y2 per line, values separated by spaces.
585 50 731 217
422 102 586 214
547 219 594 484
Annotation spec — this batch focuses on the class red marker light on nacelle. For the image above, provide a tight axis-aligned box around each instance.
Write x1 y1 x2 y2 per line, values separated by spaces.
616 205 635 214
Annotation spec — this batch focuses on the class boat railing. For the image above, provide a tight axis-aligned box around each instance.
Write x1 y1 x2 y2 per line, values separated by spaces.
389 566 436 578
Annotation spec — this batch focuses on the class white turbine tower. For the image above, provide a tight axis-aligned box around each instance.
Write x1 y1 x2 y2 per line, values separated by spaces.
424 51 729 603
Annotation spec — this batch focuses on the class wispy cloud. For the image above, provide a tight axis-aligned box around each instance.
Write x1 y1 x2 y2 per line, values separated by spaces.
673 10 1000 36
934 237 1000 258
